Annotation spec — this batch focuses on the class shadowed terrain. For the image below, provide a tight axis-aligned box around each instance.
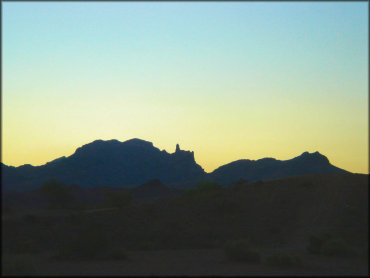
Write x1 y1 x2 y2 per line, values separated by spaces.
2 173 368 276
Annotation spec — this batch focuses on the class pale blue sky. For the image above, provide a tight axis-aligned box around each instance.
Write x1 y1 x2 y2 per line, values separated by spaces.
2 2 368 173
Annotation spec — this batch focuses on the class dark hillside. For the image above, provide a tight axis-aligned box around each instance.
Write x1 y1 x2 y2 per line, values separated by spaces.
210 152 348 186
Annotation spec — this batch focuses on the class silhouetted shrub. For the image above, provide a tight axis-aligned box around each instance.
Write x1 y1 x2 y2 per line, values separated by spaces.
40 179 75 209
307 233 334 254
194 181 222 192
265 252 303 267
57 224 109 260
23 214 38 224
57 223 127 261
134 240 159 251
214 199 241 214
182 181 222 198
107 246 127 260
2 254 38 275
9 236 41 254
65 212 80 225
232 178 248 188
302 181 313 188
321 238 357 257
307 235 324 254
40 216 56 227
103 189 132 209
2 205 14 215
307 233 356 257
223 240 261 263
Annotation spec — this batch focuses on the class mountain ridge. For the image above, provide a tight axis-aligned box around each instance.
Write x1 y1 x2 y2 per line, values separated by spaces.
1 138 349 191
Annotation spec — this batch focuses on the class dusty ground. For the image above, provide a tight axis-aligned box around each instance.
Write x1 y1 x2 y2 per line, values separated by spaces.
3 174 368 276
12 248 368 276
1 207 119 221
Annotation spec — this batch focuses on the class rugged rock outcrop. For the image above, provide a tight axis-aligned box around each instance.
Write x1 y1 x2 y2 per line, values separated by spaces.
1 139 205 191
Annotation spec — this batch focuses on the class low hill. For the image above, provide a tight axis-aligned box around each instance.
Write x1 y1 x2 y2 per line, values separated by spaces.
210 151 348 186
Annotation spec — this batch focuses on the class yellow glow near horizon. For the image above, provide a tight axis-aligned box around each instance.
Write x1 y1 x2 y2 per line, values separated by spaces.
2 2 368 174
2 84 368 173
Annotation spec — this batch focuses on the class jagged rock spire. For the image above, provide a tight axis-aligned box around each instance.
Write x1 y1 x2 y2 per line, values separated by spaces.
176 144 180 152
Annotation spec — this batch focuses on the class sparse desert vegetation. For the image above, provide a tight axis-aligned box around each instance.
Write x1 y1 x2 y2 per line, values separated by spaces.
265 252 303 267
320 237 358 257
307 233 358 257
2 254 38 276
2 173 368 275
223 239 261 263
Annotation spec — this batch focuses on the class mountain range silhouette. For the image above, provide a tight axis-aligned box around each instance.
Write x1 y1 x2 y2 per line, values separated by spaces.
1 138 349 191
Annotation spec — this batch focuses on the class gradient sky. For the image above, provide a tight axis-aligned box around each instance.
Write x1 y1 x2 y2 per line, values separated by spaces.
2 2 368 173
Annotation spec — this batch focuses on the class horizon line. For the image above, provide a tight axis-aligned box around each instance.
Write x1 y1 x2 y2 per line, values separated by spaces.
1 137 353 174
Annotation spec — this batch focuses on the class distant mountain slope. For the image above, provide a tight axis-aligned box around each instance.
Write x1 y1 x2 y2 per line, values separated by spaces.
209 151 349 186
1 139 205 191
1 138 350 191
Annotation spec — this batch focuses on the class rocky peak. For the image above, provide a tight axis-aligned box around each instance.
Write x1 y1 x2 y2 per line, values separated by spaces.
124 138 154 148
172 144 195 162
297 151 329 164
